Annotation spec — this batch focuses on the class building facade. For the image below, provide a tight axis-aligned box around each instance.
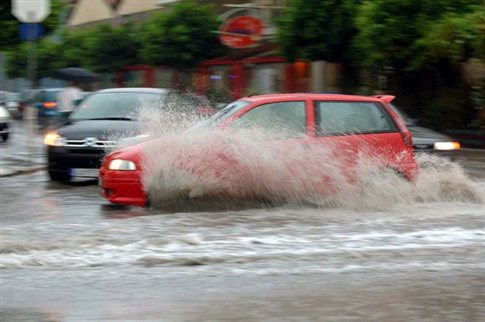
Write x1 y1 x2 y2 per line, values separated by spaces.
66 0 342 99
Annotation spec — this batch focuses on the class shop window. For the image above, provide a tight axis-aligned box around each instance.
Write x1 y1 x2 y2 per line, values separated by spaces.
155 68 173 88
245 63 285 95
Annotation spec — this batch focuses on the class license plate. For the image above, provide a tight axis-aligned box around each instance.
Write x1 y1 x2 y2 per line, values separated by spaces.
71 168 99 178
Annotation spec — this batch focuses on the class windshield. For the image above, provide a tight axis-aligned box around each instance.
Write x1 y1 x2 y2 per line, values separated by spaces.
186 100 251 132
70 92 162 121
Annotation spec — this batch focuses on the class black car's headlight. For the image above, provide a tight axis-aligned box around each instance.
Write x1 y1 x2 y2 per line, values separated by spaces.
44 132 66 146
108 159 137 171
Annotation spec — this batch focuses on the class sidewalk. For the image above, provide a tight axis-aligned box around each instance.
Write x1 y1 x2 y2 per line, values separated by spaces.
0 120 46 177
0 153 46 177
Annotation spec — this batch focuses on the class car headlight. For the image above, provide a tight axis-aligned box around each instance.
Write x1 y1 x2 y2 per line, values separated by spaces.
0 109 11 119
434 142 461 151
44 132 66 146
108 159 137 171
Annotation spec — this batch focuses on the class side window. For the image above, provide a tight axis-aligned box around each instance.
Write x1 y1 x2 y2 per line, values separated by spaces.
230 101 307 138
316 101 398 136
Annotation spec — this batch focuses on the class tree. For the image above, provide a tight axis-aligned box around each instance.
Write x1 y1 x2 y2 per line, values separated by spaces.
354 0 482 72
5 44 28 78
83 24 141 73
139 0 225 70
5 27 92 79
471 7 485 61
3 0 67 81
0 0 66 48
6 22 143 80
58 28 92 68
36 38 64 78
418 7 485 65
353 0 484 129
5 38 63 79
276 0 359 63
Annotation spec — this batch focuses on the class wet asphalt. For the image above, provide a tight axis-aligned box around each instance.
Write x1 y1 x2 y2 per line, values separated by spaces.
1 120 484 321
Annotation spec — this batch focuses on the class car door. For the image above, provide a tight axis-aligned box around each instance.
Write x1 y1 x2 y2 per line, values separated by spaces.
311 100 407 174
222 100 313 185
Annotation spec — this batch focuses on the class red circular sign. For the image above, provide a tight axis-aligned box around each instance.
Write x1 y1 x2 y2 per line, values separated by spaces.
219 16 263 49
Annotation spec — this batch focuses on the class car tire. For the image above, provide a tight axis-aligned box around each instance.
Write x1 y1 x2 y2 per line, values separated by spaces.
1 133 8 142
48 169 72 182
145 196 152 208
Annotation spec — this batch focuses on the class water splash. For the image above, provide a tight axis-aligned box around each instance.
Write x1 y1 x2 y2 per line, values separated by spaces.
105 92 210 152
413 153 483 203
141 129 351 209
139 129 483 211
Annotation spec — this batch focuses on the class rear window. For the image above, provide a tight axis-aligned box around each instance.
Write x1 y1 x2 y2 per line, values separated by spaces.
45 91 60 102
35 90 60 102
315 101 398 136
70 92 163 120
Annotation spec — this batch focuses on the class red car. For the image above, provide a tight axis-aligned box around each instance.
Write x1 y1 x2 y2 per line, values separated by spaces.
100 93 418 207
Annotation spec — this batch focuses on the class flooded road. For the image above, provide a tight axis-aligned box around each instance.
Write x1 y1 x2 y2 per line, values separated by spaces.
1 152 485 321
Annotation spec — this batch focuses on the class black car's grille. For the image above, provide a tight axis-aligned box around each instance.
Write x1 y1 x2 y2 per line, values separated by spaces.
63 139 117 148
65 148 105 155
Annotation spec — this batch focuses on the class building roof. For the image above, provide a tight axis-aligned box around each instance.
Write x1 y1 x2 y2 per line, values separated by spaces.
117 0 161 16
67 0 113 27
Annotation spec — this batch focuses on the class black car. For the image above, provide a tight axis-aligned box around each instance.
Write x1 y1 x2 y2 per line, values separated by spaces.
44 87 212 182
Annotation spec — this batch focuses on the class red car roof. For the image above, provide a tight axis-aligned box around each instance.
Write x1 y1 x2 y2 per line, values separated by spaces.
241 93 393 103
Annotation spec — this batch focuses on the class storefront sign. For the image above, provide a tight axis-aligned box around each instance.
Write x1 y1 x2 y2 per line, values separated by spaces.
219 16 263 49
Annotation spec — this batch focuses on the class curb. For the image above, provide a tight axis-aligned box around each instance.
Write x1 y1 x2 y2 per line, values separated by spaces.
0 166 46 178
462 148 485 153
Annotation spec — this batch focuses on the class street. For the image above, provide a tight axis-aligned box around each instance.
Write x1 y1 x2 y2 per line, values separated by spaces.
1 120 485 321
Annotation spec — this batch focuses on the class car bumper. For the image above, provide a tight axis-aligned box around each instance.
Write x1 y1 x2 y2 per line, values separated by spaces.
99 167 146 207
47 146 106 169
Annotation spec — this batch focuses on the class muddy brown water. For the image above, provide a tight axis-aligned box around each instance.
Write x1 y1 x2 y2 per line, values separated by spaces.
2 149 485 321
